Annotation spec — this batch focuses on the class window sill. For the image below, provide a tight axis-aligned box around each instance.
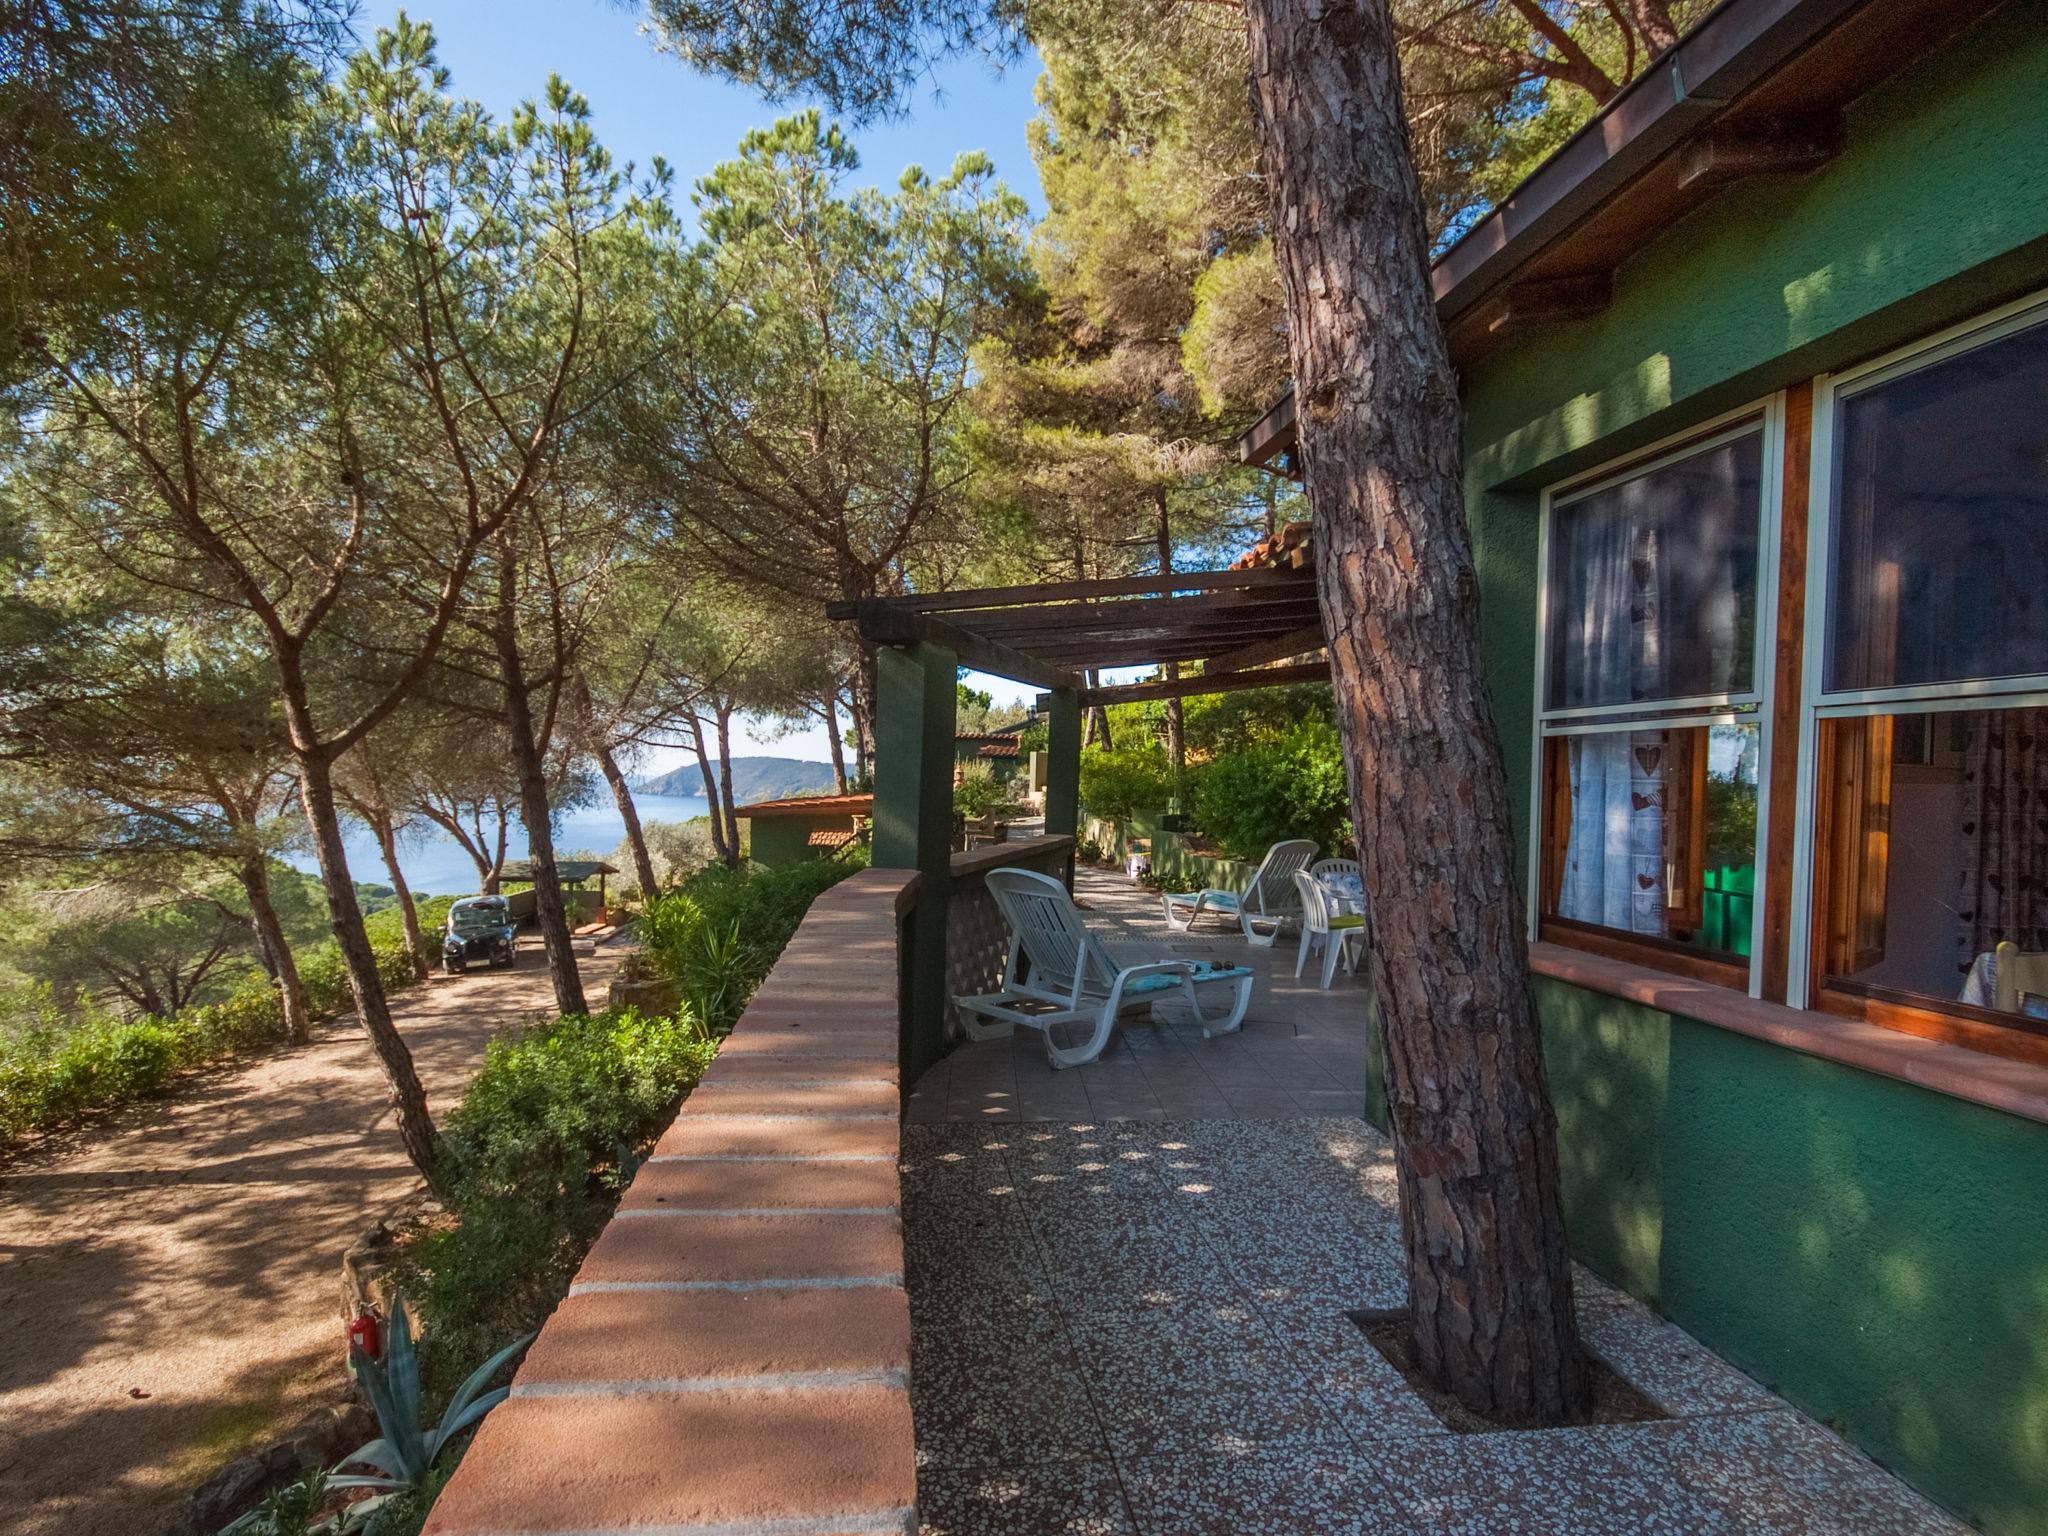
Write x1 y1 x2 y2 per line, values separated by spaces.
1529 941 2048 1128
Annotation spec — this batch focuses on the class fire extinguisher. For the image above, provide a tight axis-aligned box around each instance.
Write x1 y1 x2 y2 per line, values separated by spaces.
347 1311 382 1362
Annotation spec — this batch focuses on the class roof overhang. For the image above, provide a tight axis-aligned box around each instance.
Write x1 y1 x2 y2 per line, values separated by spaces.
1238 0 2006 466
830 566 1331 708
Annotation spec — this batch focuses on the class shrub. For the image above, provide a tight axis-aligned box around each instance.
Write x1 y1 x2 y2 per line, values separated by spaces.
952 760 1007 819
400 1003 716 1410
1077 744 1174 824
1190 718 1353 862
639 856 863 1034
0 894 453 1147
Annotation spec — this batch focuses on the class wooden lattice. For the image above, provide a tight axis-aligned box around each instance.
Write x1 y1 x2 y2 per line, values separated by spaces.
944 838 1074 1040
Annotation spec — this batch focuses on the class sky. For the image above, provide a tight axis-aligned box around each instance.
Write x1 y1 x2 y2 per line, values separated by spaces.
348 0 1047 768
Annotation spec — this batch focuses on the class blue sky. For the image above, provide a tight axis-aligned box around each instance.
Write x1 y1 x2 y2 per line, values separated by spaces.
350 0 1049 764
352 0 1047 218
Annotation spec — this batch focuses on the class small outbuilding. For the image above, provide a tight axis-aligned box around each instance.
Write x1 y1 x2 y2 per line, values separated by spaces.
737 794 873 867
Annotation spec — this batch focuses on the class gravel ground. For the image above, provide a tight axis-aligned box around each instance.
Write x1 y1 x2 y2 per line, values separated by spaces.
0 938 630 1536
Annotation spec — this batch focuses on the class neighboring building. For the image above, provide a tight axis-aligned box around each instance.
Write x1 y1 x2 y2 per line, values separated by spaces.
954 729 1024 783
1243 2 2048 1529
737 793 872 866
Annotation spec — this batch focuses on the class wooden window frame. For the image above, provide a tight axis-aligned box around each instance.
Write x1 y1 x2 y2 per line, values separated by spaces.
1786 289 2048 1066
1528 403 1785 993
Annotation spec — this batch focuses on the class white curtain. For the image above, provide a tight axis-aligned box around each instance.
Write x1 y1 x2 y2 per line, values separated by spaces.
1560 732 1670 938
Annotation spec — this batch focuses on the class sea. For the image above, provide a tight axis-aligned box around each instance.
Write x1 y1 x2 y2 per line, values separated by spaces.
285 791 715 897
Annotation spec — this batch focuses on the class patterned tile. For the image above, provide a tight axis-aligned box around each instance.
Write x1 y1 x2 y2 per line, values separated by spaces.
1363 1421 1723 1536
1582 1306 1782 1418
1118 1447 1386 1536
917 1462 1135 1536
912 1312 1106 1469
1651 1411 1969 1533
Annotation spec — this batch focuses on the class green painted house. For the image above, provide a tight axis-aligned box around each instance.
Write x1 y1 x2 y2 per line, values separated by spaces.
1239 1 2048 1528
738 793 871 867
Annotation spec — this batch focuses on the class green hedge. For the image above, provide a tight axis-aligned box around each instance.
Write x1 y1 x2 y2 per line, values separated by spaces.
398 1005 717 1406
639 855 865 1034
1188 718 1352 862
0 895 456 1146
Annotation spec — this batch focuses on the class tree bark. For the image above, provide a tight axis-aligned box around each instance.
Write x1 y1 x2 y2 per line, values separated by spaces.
715 703 741 864
851 640 878 785
824 689 848 794
493 543 589 1017
237 852 313 1043
596 738 659 898
688 713 732 865
1243 0 1587 1424
1154 490 1185 777
298 756 443 1191
370 811 431 983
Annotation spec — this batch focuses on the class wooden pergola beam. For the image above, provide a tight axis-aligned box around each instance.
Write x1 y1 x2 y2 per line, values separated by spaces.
964 590 1323 638
1037 659 1332 710
1199 623 1327 676
843 600 1084 691
826 565 1309 619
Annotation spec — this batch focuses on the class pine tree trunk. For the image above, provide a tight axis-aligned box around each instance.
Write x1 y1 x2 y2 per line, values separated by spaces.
238 853 313 1043
372 813 431 983
298 757 443 1191
597 739 659 898
824 690 848 794
689 717 732 865
486 803 508 893
494 535 589 1017
1243 0 1587 1425
1154 491 1186 777
715 705 741 865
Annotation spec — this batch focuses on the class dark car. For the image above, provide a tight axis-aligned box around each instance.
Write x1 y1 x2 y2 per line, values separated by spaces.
443 895 517 974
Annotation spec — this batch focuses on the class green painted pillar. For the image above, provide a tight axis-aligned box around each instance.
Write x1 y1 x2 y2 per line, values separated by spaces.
872 641 957 1081
1044 687 1081 841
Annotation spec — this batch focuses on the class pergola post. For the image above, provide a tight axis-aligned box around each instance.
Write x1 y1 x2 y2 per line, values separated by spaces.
1043 686 1081 844
872 640 957 1080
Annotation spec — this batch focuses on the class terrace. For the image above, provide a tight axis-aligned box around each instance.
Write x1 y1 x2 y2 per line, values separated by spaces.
900 867 1960 1534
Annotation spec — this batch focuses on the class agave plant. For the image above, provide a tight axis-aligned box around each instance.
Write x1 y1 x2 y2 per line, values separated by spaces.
328 1296 531 1526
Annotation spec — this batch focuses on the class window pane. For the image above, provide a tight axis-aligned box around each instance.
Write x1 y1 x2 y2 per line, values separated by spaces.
1819 707 2048 1022
1541 722 1759 957
1545 431 1763 711
1827 316 2048 692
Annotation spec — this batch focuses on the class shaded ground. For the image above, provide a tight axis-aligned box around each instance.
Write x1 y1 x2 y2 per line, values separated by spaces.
0 938 629 1536
905 868 1959 1533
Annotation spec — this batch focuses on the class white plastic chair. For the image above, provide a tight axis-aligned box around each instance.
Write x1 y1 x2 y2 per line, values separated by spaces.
1994 940 2048 1014
1293 871 1366 990
957 868 1256 1069
1161 839 1317 946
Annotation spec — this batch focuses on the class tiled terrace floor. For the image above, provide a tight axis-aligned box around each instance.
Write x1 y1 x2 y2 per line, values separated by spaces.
902 869 1962 1535
905 866 1372 1124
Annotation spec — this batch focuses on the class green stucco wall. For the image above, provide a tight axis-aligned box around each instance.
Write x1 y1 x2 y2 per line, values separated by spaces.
747 815 828 868
1448 8 2048 1530
1540 980 2048 1534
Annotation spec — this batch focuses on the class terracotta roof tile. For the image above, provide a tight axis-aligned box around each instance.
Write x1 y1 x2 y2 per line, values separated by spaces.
740 794 874 817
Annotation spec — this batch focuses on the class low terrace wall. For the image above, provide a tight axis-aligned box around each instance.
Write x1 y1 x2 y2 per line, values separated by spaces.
423 867 922 1536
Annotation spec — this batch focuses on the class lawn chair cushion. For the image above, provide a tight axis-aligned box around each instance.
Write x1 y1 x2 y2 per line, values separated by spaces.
1164 889 1239 909
1123 962 1254 995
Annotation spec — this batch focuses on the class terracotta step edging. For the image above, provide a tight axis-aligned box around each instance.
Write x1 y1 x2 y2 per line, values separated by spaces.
423 869 921 1536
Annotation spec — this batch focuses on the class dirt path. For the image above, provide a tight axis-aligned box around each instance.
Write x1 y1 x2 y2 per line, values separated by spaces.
0 938 630 1536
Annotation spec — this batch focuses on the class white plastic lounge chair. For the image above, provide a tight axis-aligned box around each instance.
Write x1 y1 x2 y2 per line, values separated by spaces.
957 868 1256 1069
1161 839 1317 947
1293 870 1366 990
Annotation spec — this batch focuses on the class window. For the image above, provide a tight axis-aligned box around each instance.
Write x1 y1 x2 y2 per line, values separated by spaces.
1803 301 2048 1048
1535 419 1774 981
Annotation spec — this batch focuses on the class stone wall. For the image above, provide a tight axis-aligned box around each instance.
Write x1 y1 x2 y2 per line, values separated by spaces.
422 867 922 1536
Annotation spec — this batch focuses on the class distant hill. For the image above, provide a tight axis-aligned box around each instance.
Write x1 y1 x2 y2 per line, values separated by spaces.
633 756 837 805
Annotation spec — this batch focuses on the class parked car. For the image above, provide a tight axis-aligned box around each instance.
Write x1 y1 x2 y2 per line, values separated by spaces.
443 895 517 974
